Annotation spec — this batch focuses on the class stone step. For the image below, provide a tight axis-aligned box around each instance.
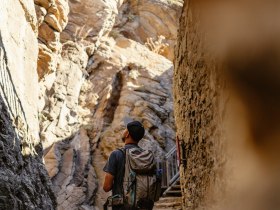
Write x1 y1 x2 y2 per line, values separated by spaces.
171 184 181 189
162 180 182 197
164 190 182 197
154 202 181 208
154 197 182 210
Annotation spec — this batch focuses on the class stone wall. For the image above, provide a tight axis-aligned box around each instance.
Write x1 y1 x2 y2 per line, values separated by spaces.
1 0 40 154
174 1 226 209
0 0 56 208
174 1 280 210
0 96 56 209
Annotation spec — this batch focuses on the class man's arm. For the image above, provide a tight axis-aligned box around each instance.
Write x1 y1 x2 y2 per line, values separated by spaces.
103 172 114 192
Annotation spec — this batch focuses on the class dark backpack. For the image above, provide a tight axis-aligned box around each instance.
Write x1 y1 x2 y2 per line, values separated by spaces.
119 147 161 210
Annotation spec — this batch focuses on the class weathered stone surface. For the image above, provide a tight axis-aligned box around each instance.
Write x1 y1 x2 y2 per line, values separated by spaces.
35 4 47 27
0 0 40 145
114 0 183 60
173 1 228 209
45 0 69 32
48 128 98 210
61 0 181 61
174 1 280 210
38 0 182 209
39 22 61 52
61 0 118 45
37 44 59 80
40 42 88 148
44 143 61 178
84 37 176 159
35 0 69 79
0 97 56 209
0 0 56 208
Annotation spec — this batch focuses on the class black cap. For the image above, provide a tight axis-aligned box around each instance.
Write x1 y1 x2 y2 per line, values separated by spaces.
127 121 145 142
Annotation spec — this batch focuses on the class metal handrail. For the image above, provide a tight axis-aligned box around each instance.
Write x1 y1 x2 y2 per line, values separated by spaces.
0 45 37 155
160 145 180 189
165 146 177 159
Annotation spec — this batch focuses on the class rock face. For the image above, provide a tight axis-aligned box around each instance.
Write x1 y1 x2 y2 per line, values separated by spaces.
35 0 69 79
61 0 117 45
45 128 97 210
38 0 182 209
174 2 226 208
174 1 280 210
1 0 40 154
88 37 175 158
1 0 181 209
41 37 176 209
0 96 56 209
0 0 56 208
114 0 181 60
40 42 88 149
61 0 182 60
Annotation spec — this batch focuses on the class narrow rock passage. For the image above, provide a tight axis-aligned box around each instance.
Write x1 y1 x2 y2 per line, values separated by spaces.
0 0 184 209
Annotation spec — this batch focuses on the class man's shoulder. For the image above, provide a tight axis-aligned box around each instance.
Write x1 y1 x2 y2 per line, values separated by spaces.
113 147 125 153
110 148 125 158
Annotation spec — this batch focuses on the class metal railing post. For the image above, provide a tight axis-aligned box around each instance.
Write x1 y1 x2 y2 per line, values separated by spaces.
164 145 180 188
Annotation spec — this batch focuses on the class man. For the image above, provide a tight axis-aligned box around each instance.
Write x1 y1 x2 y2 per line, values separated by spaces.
103 121 145 210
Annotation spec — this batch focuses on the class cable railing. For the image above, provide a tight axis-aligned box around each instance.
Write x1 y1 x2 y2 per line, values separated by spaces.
0 43 37 155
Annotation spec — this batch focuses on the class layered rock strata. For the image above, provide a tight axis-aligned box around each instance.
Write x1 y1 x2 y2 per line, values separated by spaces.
39 0 182 209
61 0 182 60
115 0 182 60
0 0 182 209
42 36 176 209
35 0 69 79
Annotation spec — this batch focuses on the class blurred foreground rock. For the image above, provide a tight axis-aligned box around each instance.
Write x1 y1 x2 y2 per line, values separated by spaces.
174 1 280 210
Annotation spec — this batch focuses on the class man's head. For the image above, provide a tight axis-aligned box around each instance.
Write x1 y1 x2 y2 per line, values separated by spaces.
122 121 145 143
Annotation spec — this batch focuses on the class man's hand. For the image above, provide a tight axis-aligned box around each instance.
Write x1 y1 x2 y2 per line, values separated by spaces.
103 172 114 192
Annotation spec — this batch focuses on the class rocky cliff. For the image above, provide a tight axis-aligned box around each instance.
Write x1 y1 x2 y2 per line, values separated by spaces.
37 0 182 209
0 0 56 208
0 0 182 209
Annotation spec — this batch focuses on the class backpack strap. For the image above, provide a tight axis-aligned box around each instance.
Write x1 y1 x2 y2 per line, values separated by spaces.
117 148 126 169
118 147 137 207
117 147 126 155
117 148 126 201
